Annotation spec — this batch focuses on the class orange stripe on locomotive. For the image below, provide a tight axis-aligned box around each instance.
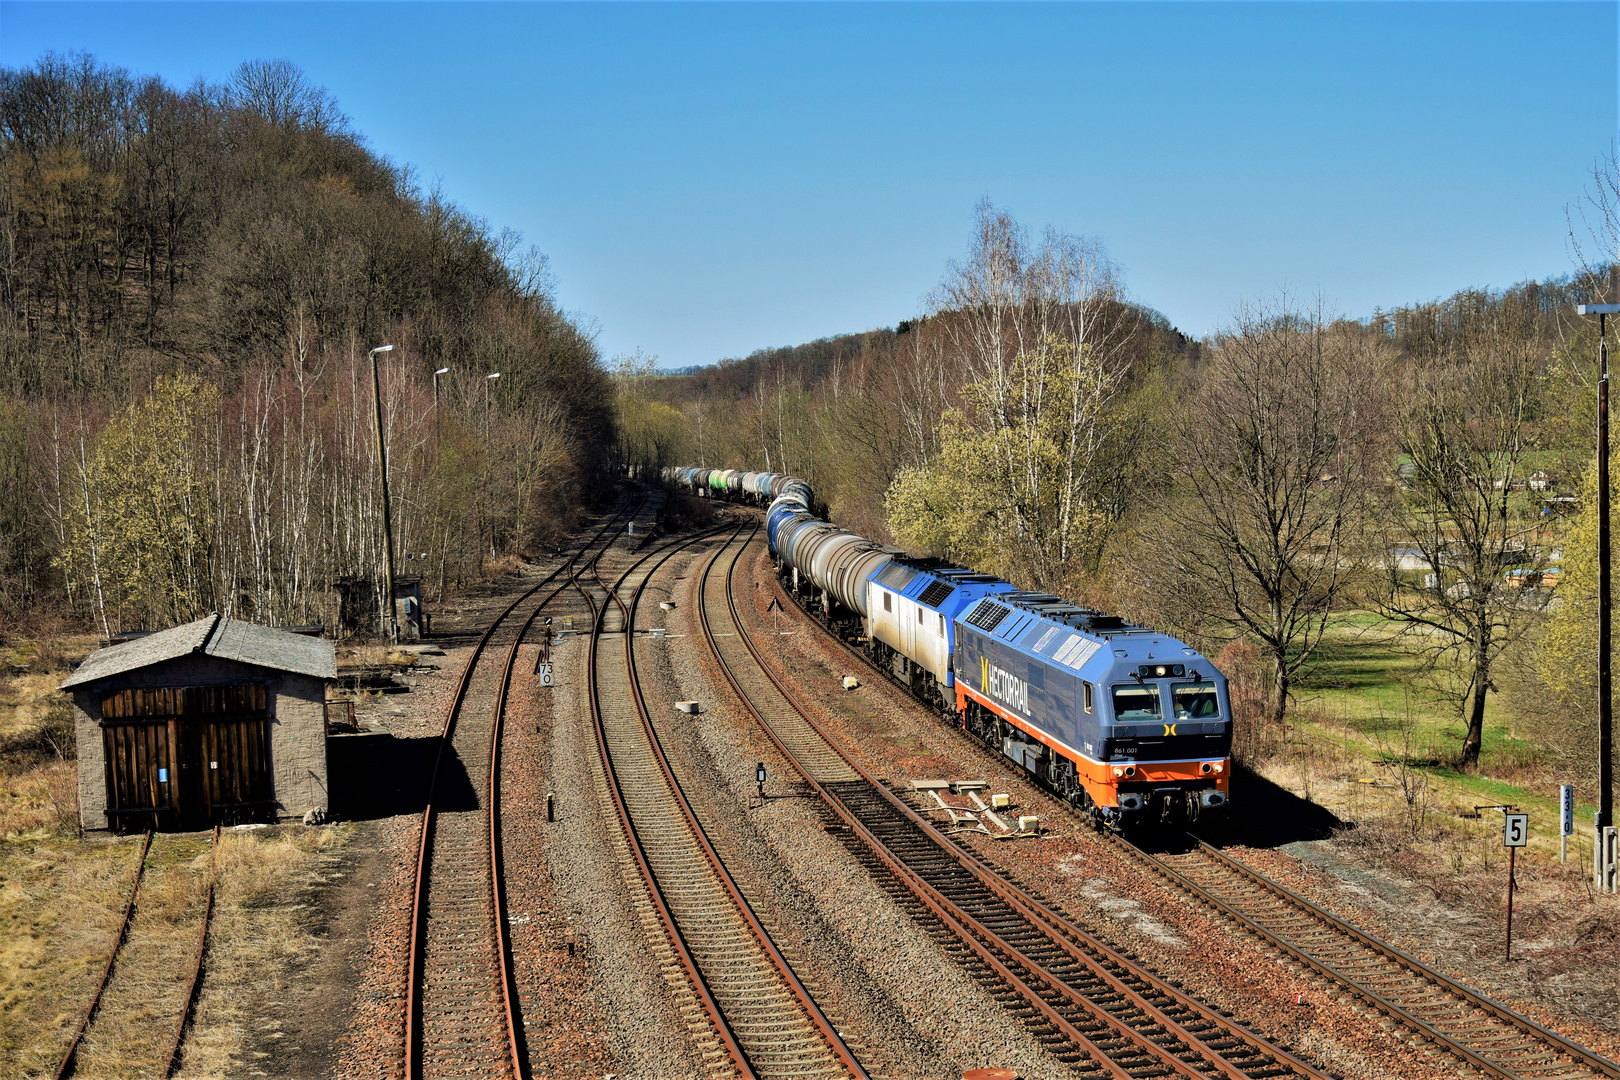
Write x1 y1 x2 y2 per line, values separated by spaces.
956 683 1229 809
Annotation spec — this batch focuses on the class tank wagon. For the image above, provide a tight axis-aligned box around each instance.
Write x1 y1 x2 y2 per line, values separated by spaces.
662 466 808 508
676 465 1231 828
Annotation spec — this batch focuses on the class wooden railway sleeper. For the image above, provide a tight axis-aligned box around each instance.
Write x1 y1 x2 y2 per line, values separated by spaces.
1119 836 1615 1080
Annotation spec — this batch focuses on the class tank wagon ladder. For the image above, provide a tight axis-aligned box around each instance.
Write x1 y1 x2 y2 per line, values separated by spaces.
1116 834 1620 1080
574 521 870 1080
405 491 646 1080
700 524 1332 1080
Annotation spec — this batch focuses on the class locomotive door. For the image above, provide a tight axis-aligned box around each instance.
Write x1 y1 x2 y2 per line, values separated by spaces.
100 685 272 831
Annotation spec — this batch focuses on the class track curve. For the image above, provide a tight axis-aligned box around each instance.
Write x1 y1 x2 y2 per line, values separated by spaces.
579 520 869 1080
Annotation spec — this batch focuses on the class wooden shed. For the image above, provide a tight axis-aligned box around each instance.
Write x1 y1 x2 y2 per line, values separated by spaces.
62 614 336 833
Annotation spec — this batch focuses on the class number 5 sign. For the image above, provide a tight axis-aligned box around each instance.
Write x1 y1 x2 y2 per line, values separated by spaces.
1504 813 1529 847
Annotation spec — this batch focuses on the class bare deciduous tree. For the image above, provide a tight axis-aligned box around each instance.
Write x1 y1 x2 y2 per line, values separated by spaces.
1375 311 1550 767
1150 301 1390 726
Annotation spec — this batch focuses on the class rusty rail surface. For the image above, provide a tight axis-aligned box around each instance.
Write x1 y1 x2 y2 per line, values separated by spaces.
163 824 221 1077
54 830 154 1080
1115 834 1620 1080
405 493 643 1080
577 521 867 1080
701 524 1329 1080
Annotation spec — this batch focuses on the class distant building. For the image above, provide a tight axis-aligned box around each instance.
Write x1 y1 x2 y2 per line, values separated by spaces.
61 614 335 833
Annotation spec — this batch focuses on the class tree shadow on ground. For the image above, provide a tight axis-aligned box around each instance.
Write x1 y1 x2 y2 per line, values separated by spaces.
328 733 480 820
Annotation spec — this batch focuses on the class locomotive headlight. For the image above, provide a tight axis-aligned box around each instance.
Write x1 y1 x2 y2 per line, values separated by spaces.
1213 761 1224 774
1155 665 1168 677
1113 766 1125 778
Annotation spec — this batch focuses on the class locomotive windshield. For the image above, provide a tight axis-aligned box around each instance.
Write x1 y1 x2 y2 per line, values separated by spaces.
1111 684 1162 723
1172 683 1221 721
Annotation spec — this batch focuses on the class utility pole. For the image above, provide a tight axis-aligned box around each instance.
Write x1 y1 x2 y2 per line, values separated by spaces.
1579 304 1618 887
369 344 397 642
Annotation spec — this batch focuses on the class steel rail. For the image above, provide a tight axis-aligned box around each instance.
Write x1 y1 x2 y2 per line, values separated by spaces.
601 525 871 1080
767 513 1620 1080
1115 834 1620 1080
406 493 642 1080
163 824 221 1077
704 524 1328 1080
574 524 755 1079
54 829 154 1080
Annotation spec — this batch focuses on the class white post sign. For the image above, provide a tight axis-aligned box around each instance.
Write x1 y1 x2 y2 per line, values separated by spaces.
537 663 553 687
1504 813 1529 847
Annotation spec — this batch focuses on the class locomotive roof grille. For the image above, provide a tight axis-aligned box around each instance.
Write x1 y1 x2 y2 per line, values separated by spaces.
917 580 955 607
964 600 1010 632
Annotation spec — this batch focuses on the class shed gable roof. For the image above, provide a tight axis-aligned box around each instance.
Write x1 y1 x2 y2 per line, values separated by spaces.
61 614 335 689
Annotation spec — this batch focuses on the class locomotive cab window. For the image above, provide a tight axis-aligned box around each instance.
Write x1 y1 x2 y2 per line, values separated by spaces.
1083 681 1094 713
1172 683 1221 721
1111 684 1162 723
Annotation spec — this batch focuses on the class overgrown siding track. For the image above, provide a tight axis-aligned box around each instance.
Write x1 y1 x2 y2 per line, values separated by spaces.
55 827 219 1080
577 521 869 1080
406 494 645 1080
701 524 1329 1080
1117 836 1620 1080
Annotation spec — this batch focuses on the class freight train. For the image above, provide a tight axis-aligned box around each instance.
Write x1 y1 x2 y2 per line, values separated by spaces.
663 466 1231 828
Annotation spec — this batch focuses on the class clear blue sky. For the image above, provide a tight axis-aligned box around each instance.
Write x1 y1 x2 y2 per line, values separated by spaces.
2 3 1614 368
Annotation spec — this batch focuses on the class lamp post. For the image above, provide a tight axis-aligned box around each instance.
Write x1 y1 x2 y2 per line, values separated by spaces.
484 373 501 558
433 367 450 439
368 344 398 642
1578 304 1619 882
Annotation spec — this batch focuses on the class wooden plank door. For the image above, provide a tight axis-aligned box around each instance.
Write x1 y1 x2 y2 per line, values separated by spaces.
100 719 179 833
199 716 273 824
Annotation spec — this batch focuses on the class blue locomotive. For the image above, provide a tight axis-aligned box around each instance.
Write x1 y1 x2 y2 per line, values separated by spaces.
668 466 1232 828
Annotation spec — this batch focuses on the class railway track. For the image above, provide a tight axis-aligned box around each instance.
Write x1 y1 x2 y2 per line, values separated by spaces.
405 493 647 1080
56 827 219 1080
1115 835 1620 1080
699 524 1331 1080
576 521 869 1080
753 505 1620 1080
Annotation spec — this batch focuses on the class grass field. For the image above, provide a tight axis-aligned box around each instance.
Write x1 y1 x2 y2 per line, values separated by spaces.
1278 611 1597 863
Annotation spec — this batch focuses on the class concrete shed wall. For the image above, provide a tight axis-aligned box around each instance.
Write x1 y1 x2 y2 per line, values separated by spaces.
74 653 329 832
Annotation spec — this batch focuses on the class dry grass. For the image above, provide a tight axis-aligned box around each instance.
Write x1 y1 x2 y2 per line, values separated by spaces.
0 835 146 1079
72 836 212 1079
174 825 347 1079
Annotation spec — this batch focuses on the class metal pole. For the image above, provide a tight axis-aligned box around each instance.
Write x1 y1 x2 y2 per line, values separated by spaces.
370 346 397 643
1505 844 1516 962
1602 312 1614 836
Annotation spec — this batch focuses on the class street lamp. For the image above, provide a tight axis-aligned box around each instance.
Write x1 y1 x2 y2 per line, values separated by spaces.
432 367 450 436
482 373 502 559
368 344 398 642
1578 303 1620 884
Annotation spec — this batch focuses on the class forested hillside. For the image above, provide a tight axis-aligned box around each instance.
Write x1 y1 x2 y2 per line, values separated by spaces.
0 52 614 634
